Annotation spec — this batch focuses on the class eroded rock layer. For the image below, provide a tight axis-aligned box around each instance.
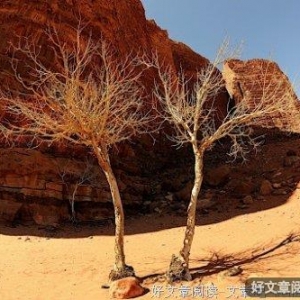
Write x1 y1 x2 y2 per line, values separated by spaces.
223 59 300 132
0 0 229 225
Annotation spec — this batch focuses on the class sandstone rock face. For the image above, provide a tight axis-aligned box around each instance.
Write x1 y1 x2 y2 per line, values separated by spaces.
223 59 300 132
170 41 229 124
0 148 115 225
0 200 22 222
0 0 230 225
0 0 228 104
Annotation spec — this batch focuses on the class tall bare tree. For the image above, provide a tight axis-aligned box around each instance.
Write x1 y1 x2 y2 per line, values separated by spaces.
0 26 150 281
148 41 298 281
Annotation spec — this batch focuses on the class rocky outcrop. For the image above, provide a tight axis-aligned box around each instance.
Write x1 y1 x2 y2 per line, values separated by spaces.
0 147 158 225
1 1 299 226
0 1 228 101
0 0 230 132
0 1 231 225
0 148 110 224
223 59 300 132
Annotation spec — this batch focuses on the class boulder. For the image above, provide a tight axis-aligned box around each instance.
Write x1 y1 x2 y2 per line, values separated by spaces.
223 59 300 133
260 180 273 196
175 181 193 202
242 195 254 205
235 182 255 197
109 277 145 299
197 198 217 210
226 177 255 198
205 165 231 187
272 183 282 189
272 189 288 195
283 155 300 167
165 193 174 202
0 199 22 222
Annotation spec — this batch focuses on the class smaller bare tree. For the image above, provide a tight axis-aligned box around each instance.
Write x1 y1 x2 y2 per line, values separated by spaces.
55 158 97 222
0 26 151 281
147 40 298 281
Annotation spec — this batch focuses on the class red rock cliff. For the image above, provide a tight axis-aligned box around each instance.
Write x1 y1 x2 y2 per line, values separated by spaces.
223 59 300 132
0 0 229 225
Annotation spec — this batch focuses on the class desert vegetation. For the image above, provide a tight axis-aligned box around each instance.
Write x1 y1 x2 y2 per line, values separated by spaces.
0 26 151 281
145 40 299 282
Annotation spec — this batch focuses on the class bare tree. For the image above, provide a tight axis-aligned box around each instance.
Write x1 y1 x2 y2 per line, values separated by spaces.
148 40 298 281
0 26 150 281
55 158 97 222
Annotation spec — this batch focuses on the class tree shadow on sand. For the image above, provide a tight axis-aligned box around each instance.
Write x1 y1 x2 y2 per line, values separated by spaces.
139 232 300 282
190 233 300 279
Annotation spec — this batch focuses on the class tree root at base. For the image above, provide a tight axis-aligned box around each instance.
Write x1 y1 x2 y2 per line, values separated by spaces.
109 264 136 282
166 254 192 283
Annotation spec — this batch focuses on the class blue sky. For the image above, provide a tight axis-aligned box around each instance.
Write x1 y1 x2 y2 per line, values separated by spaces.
141 1 300 94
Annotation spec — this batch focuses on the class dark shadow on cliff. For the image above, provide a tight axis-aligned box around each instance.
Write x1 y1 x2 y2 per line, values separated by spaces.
0 189 297 239
0 128 299 238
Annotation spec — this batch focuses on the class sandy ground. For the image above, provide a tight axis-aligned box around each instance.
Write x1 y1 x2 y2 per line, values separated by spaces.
0 186 300 300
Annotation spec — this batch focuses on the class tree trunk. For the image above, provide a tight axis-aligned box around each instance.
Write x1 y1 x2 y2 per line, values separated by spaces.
167 147 204 282
93 145 135 281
